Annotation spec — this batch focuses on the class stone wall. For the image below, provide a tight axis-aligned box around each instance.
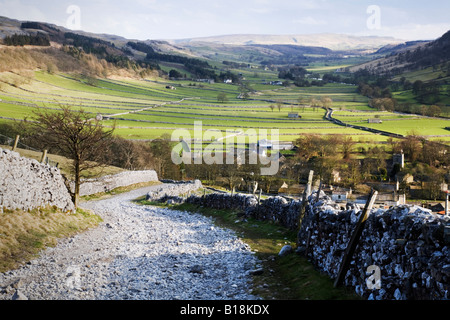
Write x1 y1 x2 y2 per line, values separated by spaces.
185 192 301 230
176 189 450 300
146 179 203 203
297 193 450 300
72 170 159 197
0 148 75 212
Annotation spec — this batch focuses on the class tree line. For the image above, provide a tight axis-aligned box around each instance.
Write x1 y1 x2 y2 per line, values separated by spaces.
386 30 450 77
2 34 50 46
357 81 443 117
289 133 449 200
176 132 449 201
127 41 217 79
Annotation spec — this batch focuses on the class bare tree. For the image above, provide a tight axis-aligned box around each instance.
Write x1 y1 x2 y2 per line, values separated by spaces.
295 134 341 183
149 136 181 180
217 92 228 103
32 105 115 208
106 137 155 170
400 132 423 162
341 136 356 161
320 96 333 109
276 100 283 112
310 97 321 112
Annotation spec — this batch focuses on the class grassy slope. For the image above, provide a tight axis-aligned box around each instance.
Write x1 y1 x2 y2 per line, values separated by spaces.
0 206 102 273
1 67 448 147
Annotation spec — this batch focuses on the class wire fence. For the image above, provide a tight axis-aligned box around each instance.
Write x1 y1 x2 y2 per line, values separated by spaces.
0 133 59 168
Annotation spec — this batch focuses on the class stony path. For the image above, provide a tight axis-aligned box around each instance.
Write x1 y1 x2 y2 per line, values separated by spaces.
0 184 260 300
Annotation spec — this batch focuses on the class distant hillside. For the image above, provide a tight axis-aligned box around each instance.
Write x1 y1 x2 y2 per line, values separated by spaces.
171 33 404 51
0 16 217 79
0 16 387 79
349 30 450 77
373 40 430 55
167 33 407 66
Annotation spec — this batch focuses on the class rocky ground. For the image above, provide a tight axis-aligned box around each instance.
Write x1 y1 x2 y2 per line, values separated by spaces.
0 184 260 300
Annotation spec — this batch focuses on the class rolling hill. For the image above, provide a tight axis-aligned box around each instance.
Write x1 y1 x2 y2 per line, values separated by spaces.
169 33 403 51
0 15 399 80
348 30 450 78
1 15 419 75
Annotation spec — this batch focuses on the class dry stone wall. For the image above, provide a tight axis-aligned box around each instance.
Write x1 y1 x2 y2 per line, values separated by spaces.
185 192 301 230
72 170 158 197
146 179 203 203
298 194 450 300
173 188 450 300
0 148 159 211
0 148 75 212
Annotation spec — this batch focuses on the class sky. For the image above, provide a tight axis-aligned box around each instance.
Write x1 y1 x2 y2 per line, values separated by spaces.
1 0 449 41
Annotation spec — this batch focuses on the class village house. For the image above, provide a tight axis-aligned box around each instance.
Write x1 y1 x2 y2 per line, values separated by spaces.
376 192 407 207
331 169 341 184
393 150 405 169
196 79 215 84
331 190 348 202
288 113 301 119
257 139 272 150
269 81 283 85
277 182 304 196
395 172 414 184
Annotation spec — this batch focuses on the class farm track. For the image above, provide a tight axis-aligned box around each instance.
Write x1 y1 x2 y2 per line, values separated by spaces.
325 108 450 145
325 107 405 139
0 184 260 300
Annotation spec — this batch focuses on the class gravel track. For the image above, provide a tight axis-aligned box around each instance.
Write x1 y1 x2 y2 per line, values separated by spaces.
0 184 260 300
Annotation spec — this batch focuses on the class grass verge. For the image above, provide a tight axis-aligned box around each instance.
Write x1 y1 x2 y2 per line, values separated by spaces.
0 206 102 273
136 200 359 300
0 181 161 273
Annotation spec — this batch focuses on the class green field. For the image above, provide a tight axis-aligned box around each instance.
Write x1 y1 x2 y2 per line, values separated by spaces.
1 69 449 147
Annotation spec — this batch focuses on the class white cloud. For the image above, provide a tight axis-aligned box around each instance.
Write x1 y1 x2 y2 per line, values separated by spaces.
250 7 271 14
290 0 324 10
359 23 450 40
0 0 47 22
391 23 450 40
0 1 448 41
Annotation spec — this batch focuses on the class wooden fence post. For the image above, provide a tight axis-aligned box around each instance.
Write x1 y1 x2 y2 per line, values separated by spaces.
12 135 20 151
40 150 48 163
315 180 322 202
445 191 449 216
297 170 314 245
305 170 314 198
334 190 378 288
